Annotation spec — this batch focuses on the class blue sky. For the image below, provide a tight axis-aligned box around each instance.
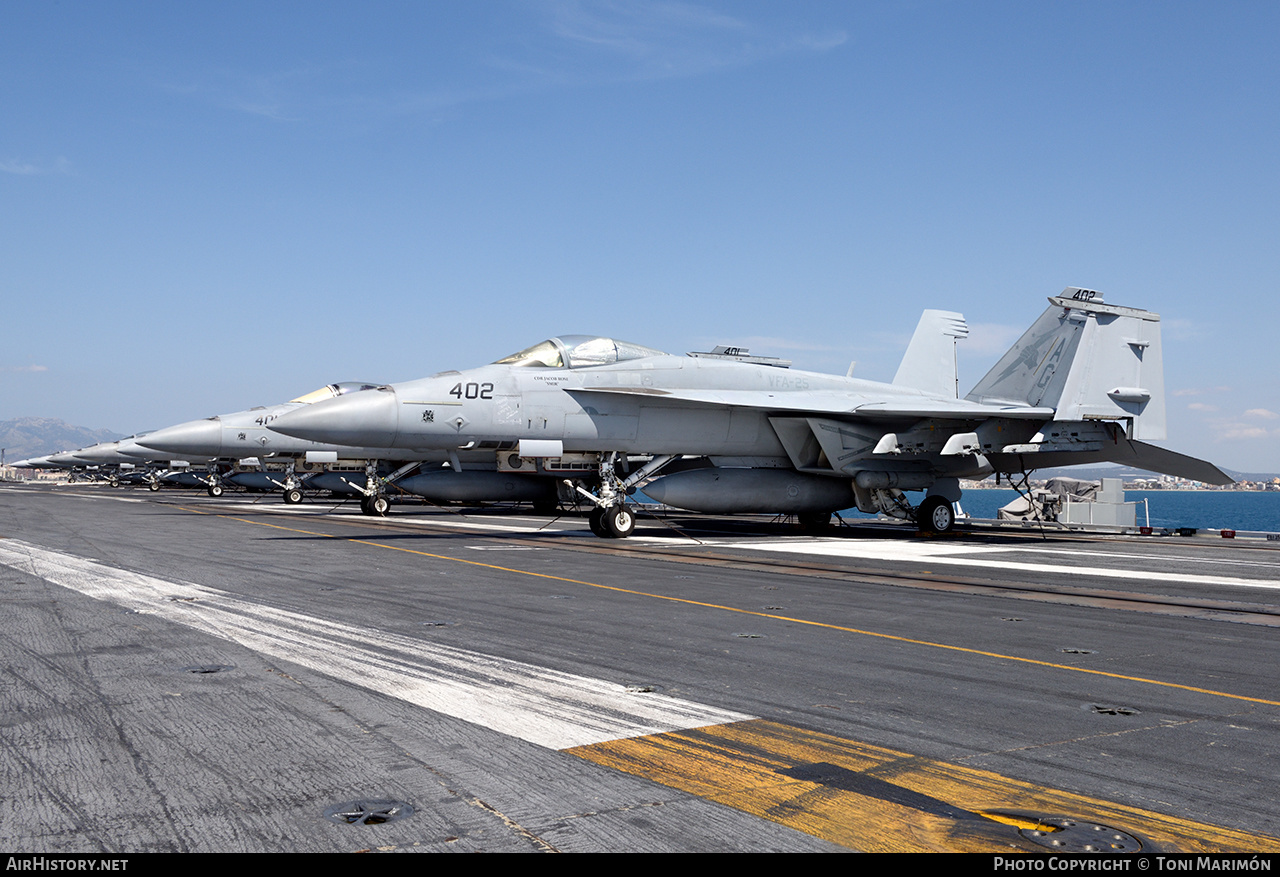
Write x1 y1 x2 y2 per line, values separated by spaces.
3 1 1278 472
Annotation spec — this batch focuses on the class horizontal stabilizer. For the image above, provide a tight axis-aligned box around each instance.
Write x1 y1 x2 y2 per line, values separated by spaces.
988 439 1233 485
1118 440 1233 485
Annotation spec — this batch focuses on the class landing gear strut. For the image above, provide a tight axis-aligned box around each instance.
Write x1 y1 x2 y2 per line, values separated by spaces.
280 462 304 504
572 452 678 539
350 459 419 517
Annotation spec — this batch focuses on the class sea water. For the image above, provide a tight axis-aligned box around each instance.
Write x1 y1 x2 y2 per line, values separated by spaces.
921 489 1280 533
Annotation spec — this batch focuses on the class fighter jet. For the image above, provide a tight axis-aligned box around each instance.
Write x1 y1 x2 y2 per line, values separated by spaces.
138 382 411 506
138 382 563 513
64 435 192 488
271 289 1231 537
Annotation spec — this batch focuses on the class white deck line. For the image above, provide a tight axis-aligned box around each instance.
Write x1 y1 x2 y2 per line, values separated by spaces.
0 539 752 750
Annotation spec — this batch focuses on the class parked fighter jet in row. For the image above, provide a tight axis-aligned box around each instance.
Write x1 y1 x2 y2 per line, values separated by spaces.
272 289 1231 537
13 435 190 487
140 382 412 507
138 382 561 513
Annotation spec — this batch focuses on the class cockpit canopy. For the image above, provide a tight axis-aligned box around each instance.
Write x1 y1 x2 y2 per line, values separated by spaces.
288 382 382 404
493 336 666 369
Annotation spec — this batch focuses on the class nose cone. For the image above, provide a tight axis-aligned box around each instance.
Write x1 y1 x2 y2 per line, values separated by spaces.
139 418 225 457
272 387 400 448
72 445 123 464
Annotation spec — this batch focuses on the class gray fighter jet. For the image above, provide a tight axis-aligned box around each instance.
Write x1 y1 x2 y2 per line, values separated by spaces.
65 435 194 489
138 382 562 513
9 436 180 488
139 382 417 507
271 289 1231 537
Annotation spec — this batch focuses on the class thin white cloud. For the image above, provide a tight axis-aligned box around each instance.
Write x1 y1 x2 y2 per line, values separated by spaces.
1162 318 1200 341
1172 386 1232 397
539 0 847 81
547 0 746 53
0 157 71 175
1 365 49 373
706 335 836 353
158 4 846 123
1187 402 1218 412
1216 425 1275 441
962 322 1024 356
160 67 318 122
1206 410 1280 442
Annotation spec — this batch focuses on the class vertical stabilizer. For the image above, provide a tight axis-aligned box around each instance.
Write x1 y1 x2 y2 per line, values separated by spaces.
892 310 969 398
965 288 1166 440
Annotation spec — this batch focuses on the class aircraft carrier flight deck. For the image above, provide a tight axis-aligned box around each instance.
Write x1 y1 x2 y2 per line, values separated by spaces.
3 482 1279 853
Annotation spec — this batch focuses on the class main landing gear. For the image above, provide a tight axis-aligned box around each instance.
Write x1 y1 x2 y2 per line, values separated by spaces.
915 495 956 534
589 504 635 538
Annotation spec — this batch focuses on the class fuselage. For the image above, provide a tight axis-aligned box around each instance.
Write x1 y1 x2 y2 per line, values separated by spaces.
271 336 1019 482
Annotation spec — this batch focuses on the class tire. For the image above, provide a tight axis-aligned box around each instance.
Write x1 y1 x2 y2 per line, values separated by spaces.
798 511 831 532
370 495 390 516
604 505 635 538
917 496 955 534
588 506 609 537
207 485 223 498
149 481 161 492
283 488 303 505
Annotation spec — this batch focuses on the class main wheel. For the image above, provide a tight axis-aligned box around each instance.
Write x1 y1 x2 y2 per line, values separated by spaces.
604 505 635 538
207 484 224 498
588 506 609 537
283 488 303 505
917 496 955 533
798 511 832 532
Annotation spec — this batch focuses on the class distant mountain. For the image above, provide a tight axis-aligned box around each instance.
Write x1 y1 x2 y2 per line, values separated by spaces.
0 417 124 462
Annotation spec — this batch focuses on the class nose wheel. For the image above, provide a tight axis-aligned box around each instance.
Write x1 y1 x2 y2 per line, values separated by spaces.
360 495 390 516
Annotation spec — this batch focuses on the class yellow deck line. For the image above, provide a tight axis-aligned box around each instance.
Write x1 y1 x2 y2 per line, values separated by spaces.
568 719 1280 852
181 505 1280 708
